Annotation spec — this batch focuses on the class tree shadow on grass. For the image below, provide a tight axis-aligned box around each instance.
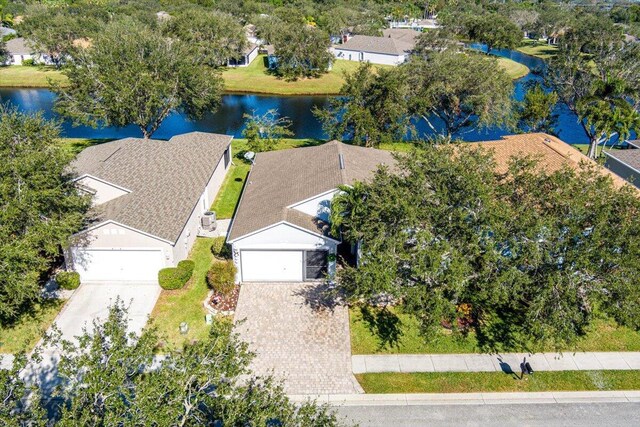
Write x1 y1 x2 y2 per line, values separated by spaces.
359 306 403 351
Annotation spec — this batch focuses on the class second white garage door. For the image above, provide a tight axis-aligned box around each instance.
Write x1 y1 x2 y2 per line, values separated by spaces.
72 248 165 282
241 250 303 282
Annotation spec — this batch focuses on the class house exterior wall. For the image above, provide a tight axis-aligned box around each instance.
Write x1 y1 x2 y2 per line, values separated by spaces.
172 147 231 263
332 48 404 65
230 223 338 282
76 176 129 205
290 190 338 222
245 47 259 66
605 155 640 188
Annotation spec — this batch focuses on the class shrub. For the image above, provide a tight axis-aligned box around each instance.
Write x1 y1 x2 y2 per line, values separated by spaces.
210 237 230 259
56 271 80 290
206 261 237 296
158 261 194 290
22 58 35 66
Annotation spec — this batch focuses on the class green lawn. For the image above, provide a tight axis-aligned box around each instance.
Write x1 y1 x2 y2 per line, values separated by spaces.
356 370 640 394
58 138 113 155
150 237 221 350
0 299 65 354
0 65 67 87
350 306 640 355
222 55 392 95
497 57 530 79
517 40 558 59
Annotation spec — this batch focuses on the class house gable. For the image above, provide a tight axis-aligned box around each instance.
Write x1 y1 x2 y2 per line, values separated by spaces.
75 175 130 205
289 189 339 223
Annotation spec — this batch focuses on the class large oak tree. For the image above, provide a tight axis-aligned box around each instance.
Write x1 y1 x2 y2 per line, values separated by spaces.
331 146 640 352
54 17 223 139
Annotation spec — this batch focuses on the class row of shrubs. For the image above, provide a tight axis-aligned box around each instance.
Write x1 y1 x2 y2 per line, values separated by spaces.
158 260 195 290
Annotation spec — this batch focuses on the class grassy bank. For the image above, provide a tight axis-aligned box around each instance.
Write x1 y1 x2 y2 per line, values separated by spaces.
497 57 529 79
517 40 558 59
0 65 67 87
356 370 640 394
0 300 65 354
350 306 640 355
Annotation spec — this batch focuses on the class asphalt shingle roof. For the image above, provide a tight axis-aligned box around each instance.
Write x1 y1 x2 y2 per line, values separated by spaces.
604 148 640 172
72 132 232 243
6 37 31 55
228 141 395 241
335 35 409 55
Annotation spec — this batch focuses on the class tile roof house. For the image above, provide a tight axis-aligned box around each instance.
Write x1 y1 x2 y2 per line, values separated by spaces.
331 29 419 66
228 133 629 283
67 132 233 283
603 140 640 189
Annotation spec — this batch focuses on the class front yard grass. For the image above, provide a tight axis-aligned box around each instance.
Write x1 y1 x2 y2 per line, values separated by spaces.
356 370 640 394
151 237 220 350
0 299 65 354
0 65 67 87
350 306 640 355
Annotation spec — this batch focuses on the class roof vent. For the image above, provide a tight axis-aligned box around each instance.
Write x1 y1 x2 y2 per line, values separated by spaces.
543 138 552 144
338 153 345 170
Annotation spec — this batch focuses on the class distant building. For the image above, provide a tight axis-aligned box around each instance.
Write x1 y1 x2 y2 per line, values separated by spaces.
0 26 17 38
228 43 259 67
604 141 640 189
4 37 52 66
388 18 439 30
331 29 419 66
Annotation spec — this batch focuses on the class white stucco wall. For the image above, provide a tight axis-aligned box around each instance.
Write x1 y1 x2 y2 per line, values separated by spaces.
230 223 338 282
332 48 404 66
290 189 338 222
172 147 231 263
245 47 259 66
76 176 129 205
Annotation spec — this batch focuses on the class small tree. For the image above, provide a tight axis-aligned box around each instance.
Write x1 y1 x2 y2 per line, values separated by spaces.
242 109 293 153
54 18 223 139
314 63 412 147
519 82 559 133
271 23 333 80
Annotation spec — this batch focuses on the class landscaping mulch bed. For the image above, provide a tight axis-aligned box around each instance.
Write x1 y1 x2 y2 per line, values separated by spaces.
207 285 240 313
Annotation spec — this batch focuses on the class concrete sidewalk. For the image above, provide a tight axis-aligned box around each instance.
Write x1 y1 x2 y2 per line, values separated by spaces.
352 352 640 374
290 390 640 406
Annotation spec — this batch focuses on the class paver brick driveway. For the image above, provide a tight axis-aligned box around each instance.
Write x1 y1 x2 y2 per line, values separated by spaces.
233 282 363 395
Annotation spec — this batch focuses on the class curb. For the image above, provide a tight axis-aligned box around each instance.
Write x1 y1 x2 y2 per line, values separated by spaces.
289 390 640 406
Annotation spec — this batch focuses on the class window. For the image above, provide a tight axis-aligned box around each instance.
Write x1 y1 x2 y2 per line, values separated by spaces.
305 250 328 280
223 148 230 168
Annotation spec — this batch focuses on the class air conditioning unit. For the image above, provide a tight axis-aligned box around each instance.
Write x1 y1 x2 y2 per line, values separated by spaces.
201 211 217 231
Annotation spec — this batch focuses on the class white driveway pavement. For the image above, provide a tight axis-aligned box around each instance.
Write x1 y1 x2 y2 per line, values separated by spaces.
52 282 161 342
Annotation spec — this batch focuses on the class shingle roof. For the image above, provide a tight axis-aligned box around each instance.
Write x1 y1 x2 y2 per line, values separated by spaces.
468 133 630 187
604 148 640 173
6 37 31 55
227 141 395 241
229 134 632 242
72 132 232 243
335 35 411 56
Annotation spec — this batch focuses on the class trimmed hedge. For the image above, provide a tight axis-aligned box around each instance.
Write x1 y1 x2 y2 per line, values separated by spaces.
206 261 237 296
158 260 194 290
56 271 81 290
210 237 231 260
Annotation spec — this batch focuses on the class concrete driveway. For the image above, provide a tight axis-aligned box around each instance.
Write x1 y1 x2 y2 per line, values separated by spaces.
52 282 161 342
233 282 363 395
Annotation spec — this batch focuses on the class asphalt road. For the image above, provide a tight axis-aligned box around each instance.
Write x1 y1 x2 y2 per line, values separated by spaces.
335 402 640 426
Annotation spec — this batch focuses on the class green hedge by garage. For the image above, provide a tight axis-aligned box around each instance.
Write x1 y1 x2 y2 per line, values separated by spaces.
158 260 195 290
56 271 81 290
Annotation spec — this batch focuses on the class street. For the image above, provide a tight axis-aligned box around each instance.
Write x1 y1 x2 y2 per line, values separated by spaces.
335 402 640 426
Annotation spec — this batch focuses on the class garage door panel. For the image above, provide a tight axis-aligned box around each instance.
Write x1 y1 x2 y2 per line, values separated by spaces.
72 249 164 282
241 250 303 282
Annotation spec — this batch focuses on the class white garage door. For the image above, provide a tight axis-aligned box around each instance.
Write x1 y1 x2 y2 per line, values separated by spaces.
241 250 303 282
72 249 165 282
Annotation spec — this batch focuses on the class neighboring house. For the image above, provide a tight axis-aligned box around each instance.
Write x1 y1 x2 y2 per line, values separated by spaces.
4 37 51 65
67 132 233 283
227 141 394 283
603 141 640 188
388 18 439 30
228 133 630 283
331 30 418 65
0 26 17 38
228 43 259 67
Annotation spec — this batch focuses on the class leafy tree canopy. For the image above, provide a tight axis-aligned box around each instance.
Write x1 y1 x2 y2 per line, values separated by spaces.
519 82 558 133
0 107 89 326
242 109 293 153
270 23 333 80
54 17 223 138
331 145 640 352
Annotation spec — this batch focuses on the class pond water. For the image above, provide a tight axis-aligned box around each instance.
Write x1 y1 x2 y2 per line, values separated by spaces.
0 47 590 143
